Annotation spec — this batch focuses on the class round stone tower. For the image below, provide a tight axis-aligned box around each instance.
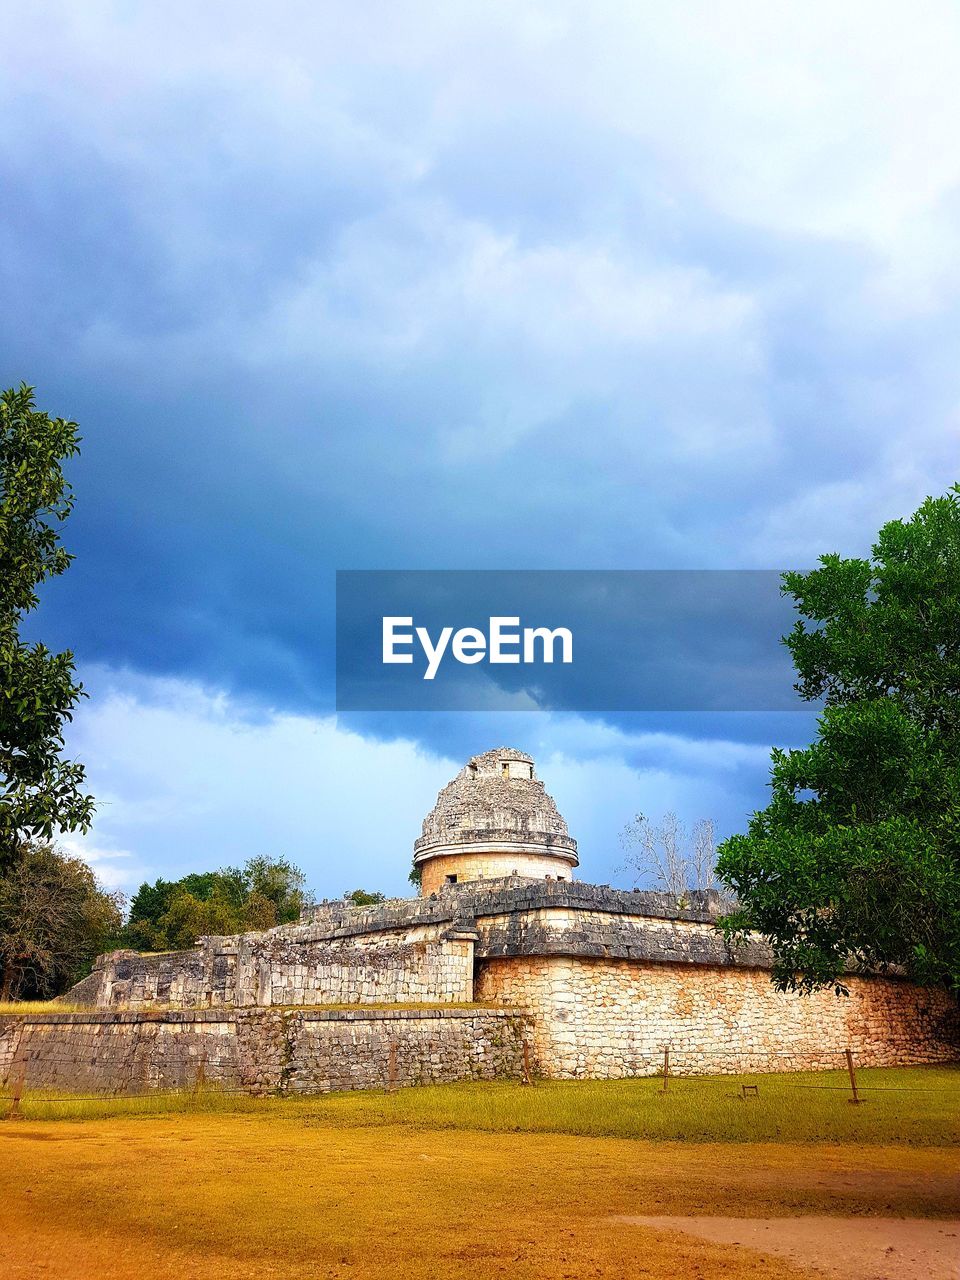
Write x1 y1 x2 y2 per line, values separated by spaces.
414 747 578 896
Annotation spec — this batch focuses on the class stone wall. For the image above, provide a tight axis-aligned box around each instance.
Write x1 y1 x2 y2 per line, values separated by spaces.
82 926 475 1010
55 881 960 1084
77 880 725 1012
299 880 721 933
475 955 960 1078
0 1006 530 1096
472 904 769 966
420 853 575 897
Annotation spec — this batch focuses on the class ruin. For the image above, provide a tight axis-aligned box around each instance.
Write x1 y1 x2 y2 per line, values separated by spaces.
1 747 957 1095
413 747 579 894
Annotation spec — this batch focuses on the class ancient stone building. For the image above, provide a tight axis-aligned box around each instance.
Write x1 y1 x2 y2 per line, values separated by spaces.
1 747 957 1096
414 748 579 894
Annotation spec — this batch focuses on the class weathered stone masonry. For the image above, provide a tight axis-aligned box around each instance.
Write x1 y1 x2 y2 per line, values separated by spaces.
475 955 959 1078
4 746 957 1095
30 877 959 1091
84 921 476 1009
414 748 579 895
0 1007 530 1096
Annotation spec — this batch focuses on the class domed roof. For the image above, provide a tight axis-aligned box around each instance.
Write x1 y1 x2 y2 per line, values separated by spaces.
413 747 578 866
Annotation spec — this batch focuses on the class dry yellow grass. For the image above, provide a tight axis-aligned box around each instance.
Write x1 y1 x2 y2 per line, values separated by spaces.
0 999 494 1016
2 1112 958 1280
0 993 496 1013
0 1001 89 1015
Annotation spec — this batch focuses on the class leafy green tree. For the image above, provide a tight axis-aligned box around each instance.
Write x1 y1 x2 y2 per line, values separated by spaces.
0 841 123 999
717 485 960 996
235 854 307 923
0 385 94 872
155 887 248 951
125 877 173 935
122 856 311 950
344 888 386 906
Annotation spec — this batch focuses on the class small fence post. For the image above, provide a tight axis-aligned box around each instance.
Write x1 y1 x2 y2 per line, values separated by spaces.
845 1048 862 1104
660 1046 670 1093
522 1040 534 1086
192 1055 207 1100
5 1064 24 1121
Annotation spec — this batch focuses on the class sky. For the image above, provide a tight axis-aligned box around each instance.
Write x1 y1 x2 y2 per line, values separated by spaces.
2 2 959 899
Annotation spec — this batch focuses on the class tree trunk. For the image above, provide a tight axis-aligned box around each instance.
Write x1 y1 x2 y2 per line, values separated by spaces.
0 960 18 1003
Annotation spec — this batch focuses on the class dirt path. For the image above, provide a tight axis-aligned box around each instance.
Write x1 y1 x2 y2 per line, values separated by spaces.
4 1117 959 1279
614 1215 960 1280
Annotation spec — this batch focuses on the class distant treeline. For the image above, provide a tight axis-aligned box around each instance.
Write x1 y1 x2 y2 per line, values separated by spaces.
123 855 309 951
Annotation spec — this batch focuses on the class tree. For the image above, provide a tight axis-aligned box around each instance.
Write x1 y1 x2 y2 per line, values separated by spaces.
152 887 248 951
122 856 312 950
619 811 721 900
717 485 960 996
236 854 308 923
344 888 386 906
0 384 94 872
0 841 123 1000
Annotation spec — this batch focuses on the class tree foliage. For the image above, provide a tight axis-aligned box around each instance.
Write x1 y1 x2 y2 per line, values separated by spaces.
717 485 960 996
344 888 386 906
122 855 310 951
0 384 93 872
0 841 123 1000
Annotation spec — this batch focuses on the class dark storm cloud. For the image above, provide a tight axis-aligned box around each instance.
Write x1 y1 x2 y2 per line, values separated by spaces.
1 4 958 889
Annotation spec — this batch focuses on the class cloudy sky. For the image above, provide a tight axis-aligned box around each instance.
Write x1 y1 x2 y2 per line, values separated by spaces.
3 2 958 898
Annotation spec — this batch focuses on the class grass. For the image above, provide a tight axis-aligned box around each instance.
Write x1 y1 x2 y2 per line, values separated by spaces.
2 1069 957 1278
3 1065 958 1144
0 1000 90 1015
0 999 495 1016
3 1113 959 1280
302 1065 960 1146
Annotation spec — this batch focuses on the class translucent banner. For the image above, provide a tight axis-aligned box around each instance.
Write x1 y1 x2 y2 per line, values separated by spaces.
335 570 804 712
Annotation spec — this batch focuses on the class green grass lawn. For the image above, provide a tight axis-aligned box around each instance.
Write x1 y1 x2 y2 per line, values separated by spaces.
304 1065 960 1144
5 1065 958 1143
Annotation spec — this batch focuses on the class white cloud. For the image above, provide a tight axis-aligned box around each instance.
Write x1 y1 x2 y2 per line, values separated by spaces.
63 665 458 897
246 202 765 462
9 1 960 292
57 837 148 894
62 665 774 897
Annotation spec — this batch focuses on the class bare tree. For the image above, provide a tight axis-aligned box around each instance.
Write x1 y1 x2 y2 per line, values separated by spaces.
689 817 717 894
618 811 730 904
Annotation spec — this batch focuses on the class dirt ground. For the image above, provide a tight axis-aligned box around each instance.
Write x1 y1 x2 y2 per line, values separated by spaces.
614 1216 960 1280
1 1114 958 1279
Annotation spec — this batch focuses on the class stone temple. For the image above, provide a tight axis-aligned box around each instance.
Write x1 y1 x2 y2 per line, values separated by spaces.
414 748 579 894
1 748 957 1096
